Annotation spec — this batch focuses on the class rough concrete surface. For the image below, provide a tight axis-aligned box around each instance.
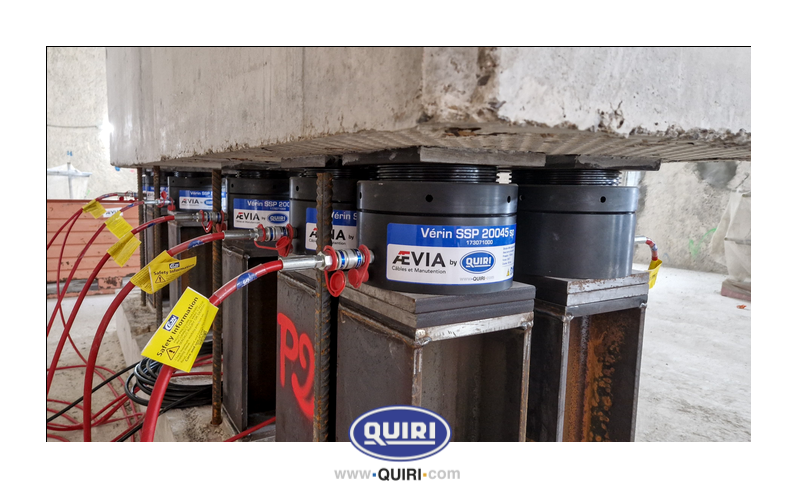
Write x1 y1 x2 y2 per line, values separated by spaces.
633 161 751 273
496 47 750 135
47 47 136 198
106 47 750 167
635 263 750 441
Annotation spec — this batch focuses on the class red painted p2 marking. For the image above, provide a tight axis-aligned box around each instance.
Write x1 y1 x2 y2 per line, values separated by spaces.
278 313 314 420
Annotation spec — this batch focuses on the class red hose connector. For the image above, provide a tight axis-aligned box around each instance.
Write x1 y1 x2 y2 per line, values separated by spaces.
635 236 658 261
160 191 175 211
253 224 294 257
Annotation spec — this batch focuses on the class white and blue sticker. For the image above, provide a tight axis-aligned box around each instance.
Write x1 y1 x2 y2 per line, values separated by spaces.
236 272 258 290
178 189 213 211
144 185 168 201
305 208 358 250
233 199 289 229
386 223 516 285
221 188 227 213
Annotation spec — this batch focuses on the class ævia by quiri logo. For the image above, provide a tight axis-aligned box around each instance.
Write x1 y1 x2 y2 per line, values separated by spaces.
350 406 451 461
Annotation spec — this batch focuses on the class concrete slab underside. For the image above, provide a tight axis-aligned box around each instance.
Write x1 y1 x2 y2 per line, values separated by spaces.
46 265 750 442
106 47 750 169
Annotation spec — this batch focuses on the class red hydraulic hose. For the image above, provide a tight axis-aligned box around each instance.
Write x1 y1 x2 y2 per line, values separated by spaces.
46 215 175 396
140 259 284 442
52 213 80 332
225 417 276 442
47 200 144 338
645 238 659 262
82 232 225 442
47 210 80 251
46 192 126 252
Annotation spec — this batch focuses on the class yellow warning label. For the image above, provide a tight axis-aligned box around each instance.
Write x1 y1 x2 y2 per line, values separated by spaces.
104 211 133 239
130 251 196 294
648 259 663 289
150 256 196 291
141 288 218 372
107 232 141 267
82 199 106 219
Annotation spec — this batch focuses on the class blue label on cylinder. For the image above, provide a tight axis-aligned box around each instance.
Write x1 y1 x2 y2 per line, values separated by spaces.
386 223 516 286
305 208 358 249
178 190 213 210
232 198 289 229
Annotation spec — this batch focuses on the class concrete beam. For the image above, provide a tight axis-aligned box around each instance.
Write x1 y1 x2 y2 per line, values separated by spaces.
107 47 750 169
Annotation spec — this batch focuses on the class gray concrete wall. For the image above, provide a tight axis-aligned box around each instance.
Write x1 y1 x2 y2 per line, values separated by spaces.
106 47 750 167
632 161 751 273
47 47 136 198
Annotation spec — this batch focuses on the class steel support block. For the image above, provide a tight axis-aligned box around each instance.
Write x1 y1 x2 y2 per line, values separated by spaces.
335 282 535 442
221 245 279 434
525 272 648 442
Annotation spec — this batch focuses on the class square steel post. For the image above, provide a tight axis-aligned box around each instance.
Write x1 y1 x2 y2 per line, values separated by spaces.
524 272 649 442
222 245 279 433
334 282 535 442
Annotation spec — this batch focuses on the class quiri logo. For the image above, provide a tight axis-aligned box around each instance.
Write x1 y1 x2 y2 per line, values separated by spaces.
268 213 288 223
162 314 179 332
460 251 495 274
350 406 451 461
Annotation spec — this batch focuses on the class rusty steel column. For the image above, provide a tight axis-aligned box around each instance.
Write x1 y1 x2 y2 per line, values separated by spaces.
211 169 223 425
153 166 163 325
137 168 146 306
314 172 333 441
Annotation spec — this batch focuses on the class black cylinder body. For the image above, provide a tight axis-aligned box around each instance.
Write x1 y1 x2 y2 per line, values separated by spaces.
225 170 291 255
168 172 213 212
290 169 364 253
512 170 638 280
358 165 517 295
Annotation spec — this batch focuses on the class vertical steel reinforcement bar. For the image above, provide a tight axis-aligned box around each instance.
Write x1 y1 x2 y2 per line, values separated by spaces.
211 169 223 425
138 168 145 306
153 166 163 325
314 172 333 441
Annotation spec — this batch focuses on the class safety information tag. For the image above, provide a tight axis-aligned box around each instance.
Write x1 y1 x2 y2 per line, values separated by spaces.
82 199 106 219
305 208 358 250
131 251 196 294
104 211 133 239
107 232 141 267
232 198 289 229
386 223 516 285
178 190 213 211
648 259 663 289
141 288 218 372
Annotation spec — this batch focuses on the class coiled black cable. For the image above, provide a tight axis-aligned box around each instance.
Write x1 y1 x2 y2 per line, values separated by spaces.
123 338 214 410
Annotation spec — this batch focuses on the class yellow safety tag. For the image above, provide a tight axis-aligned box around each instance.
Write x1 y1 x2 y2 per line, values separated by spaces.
104 211 133 239
131 251 171 294
131 251 196 294
107 232 141 267
648 259 663 289
82 199 107 219
150 256 196 292
141 288 218 372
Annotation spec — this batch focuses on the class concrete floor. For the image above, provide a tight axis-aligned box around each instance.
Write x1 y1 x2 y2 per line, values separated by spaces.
46 264 750 442
634 263 751 441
